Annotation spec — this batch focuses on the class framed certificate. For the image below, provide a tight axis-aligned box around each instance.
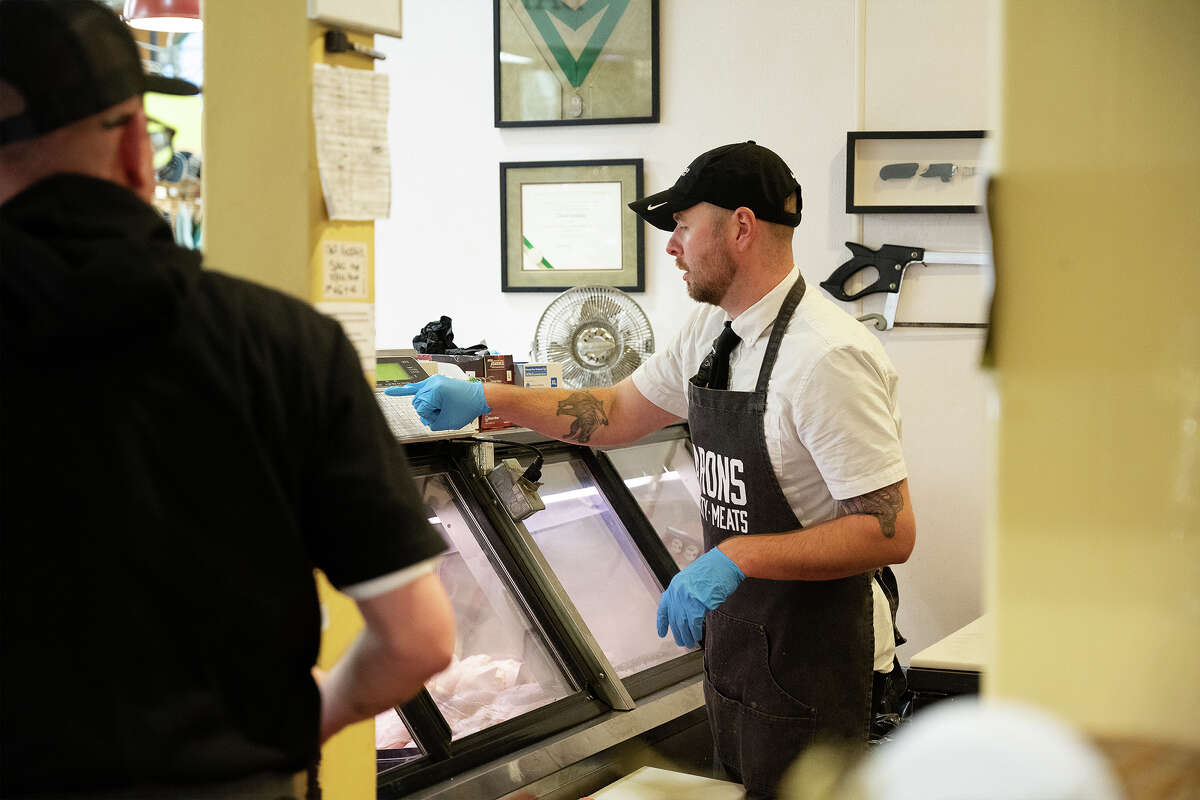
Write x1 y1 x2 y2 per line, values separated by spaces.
500 159 644 292
494 0 659 127
846 130 988 213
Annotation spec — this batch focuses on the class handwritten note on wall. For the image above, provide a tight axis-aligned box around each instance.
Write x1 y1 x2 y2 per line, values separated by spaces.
312 64 391 220
315 301 376 374
322 240 369 300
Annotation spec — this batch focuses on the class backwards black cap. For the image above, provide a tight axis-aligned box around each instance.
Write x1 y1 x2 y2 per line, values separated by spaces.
0 0 199 146
629 141 802 232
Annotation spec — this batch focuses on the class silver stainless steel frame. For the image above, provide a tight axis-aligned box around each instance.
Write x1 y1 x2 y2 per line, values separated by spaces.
404 675 704 800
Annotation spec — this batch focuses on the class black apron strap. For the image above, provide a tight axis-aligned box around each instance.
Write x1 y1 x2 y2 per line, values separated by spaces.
754 275 806 394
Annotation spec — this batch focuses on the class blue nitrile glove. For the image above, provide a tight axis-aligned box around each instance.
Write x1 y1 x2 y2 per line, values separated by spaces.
655 547 746 649
384 375 490 431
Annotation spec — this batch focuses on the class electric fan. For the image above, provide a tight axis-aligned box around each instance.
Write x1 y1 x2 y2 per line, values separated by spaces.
531 286 655 388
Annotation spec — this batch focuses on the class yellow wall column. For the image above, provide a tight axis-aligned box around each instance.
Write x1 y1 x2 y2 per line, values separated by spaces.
991 1 1200 746
204 1 382 795
203 1 310 299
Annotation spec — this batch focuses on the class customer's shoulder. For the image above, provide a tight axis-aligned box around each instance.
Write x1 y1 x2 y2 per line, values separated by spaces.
197 269 303 308
193 269 345 355
199 270 336 327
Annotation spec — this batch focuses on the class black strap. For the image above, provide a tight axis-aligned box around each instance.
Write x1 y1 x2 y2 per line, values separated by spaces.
754 275 806 394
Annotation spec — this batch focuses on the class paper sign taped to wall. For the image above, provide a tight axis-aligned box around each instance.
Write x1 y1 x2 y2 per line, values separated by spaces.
322 240 369 299
316 301 375 373
312 63 391 220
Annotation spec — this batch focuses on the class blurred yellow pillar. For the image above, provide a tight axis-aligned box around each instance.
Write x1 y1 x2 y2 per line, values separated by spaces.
990 1 1200 746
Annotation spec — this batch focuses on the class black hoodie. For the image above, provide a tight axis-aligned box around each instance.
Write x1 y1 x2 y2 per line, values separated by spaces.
0 175 442 793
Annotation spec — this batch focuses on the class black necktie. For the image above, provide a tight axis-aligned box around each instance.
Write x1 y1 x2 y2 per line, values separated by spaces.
707 321 741 390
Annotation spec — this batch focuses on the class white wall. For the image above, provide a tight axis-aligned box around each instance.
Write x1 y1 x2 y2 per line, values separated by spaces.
375 0 857 356
859 0 997 660
375 0 996 661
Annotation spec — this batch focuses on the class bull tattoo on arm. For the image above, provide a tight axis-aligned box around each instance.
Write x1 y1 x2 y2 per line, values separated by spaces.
556 391 609 444
836 480 905 539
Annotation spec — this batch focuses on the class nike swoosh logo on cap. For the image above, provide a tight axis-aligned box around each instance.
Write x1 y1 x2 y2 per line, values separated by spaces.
647 201 669 210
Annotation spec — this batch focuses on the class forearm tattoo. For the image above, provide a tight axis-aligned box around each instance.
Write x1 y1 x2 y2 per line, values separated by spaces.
556 391 610 443
837 480 904 539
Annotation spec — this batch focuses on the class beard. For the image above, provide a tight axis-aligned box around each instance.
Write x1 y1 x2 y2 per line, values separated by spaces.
681 246 737 306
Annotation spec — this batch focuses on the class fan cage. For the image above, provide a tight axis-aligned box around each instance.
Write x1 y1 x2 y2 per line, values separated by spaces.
532 287 655 389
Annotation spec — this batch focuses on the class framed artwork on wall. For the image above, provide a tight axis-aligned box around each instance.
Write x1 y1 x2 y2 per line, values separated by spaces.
846 130 988 213
493 0 659 127
500 159 644 292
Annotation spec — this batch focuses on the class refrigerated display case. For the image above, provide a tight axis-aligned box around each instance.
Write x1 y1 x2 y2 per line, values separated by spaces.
376 452 615 796
415 473 576 738
375 710 423 770
523 453 694 678
601 433 705 570
375 426 709 800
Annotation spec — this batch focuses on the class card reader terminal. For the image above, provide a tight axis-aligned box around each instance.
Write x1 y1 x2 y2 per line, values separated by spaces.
375 355 429 389
374 355 477 439
375 356 435 439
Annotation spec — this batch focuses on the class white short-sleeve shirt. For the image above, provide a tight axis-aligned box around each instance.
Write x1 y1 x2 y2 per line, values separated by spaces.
632 266 907 669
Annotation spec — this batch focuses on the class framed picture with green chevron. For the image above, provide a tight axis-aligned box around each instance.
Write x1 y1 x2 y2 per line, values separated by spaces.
494 0 659 127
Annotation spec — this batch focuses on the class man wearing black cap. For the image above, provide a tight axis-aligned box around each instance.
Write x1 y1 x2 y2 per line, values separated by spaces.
394 141 915 798
0 1 456 796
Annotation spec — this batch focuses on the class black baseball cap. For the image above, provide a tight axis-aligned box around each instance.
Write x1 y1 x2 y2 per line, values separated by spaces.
629 141 802 232
0 0 199 146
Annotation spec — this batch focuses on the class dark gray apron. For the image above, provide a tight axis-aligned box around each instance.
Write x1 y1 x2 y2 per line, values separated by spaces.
688 278 873 799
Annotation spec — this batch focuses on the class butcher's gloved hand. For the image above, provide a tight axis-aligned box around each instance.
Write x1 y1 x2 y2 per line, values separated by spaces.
656 547 745 649
384 375 490 431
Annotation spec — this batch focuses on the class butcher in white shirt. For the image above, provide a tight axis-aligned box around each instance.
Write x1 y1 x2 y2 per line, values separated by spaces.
393 141 916 800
